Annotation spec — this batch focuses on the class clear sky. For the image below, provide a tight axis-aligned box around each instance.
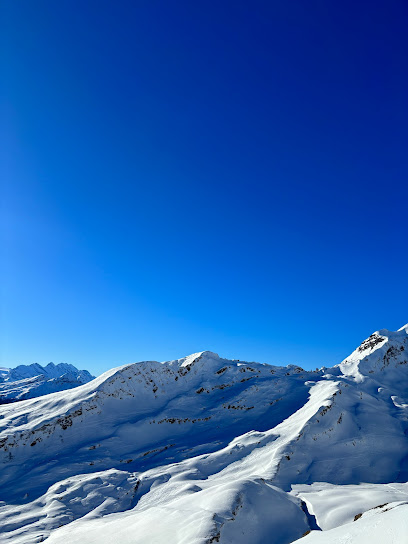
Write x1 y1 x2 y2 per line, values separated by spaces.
1 1 407 376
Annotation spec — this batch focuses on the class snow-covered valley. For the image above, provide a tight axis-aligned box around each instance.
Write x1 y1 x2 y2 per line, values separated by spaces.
0 325 407 543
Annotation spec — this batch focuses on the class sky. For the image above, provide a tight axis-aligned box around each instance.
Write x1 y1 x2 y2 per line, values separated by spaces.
1 1 407 376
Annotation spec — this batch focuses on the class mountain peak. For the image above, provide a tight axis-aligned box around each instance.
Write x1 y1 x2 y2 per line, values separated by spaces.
178 350 220 367
337 325 407 382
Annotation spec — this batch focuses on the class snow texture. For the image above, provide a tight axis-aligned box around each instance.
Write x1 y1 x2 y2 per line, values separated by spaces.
0 326 407 543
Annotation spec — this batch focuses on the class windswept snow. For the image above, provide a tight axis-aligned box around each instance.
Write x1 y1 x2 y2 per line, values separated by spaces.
292 501 408 544
292 481 408 530
0 326 407 543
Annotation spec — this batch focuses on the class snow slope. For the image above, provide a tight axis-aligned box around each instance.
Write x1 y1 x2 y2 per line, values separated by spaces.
0 325 407 543
291 481 408 530
0 363 94 403
292 499 408 544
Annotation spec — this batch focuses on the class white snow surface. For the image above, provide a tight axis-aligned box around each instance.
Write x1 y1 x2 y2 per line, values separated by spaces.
291 501 408 544
0 326 407 543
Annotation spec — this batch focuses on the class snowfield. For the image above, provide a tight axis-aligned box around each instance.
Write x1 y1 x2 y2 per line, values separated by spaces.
0 325 407 543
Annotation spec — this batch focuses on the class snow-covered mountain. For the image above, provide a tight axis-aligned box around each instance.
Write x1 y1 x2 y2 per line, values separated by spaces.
0 325 407 543
0 362 94 403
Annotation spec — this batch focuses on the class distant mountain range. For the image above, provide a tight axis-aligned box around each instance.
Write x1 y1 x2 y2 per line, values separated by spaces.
0 362 94 403
0 325 407 543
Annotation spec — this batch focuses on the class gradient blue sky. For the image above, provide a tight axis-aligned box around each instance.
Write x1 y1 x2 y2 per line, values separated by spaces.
2 1 407 375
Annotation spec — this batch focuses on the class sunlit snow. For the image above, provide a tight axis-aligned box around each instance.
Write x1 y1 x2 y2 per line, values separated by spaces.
0 326 407 543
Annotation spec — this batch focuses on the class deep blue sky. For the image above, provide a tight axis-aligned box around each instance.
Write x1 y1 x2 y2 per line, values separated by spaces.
1 1 407 375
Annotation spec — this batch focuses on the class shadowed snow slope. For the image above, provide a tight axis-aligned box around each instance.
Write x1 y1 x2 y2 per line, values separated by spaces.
0 327 407 544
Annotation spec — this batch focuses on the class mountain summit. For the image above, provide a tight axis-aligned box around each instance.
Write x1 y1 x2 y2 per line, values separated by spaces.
0 326 407 543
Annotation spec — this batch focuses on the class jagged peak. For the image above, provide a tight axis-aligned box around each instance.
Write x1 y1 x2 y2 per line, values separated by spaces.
335 325 407 382
7 362 93 382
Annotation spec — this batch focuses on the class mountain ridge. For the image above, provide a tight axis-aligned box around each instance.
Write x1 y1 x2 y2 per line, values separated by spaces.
0 362 95 404
0 325 407 543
